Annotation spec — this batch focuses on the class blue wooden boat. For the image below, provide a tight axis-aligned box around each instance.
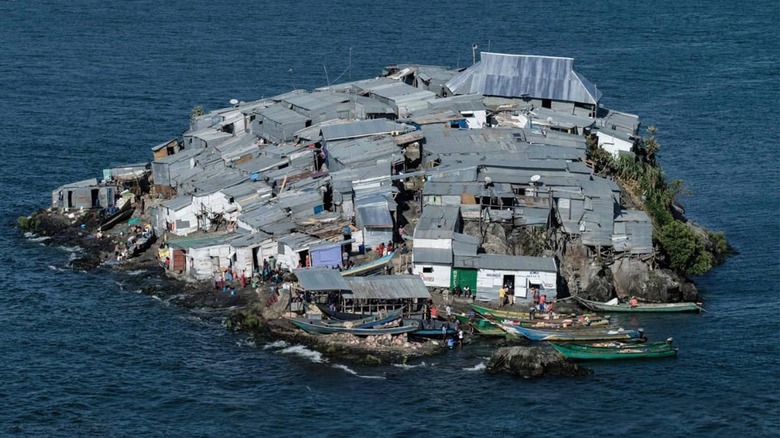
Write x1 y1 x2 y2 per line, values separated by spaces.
318 308 404 329
98 201 133 231
500 323 642 341
408 319 458 338
340 251 396 277
288 318 419 335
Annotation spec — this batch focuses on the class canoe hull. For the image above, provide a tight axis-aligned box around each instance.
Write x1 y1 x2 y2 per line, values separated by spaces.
502 324 641 341
575 297 701 313
289 318 418 335
552 342 678 360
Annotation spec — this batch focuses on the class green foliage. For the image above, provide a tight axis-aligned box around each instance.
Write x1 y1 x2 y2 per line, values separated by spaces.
707 230 734 265
18 216 31 230
657 220 712 276
596 127 729 277
189 105 205 123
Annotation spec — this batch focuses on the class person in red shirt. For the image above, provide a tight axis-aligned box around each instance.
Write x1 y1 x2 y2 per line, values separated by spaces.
629 296 639 307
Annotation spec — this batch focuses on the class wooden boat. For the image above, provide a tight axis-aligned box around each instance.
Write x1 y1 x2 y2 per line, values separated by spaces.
500 324 642 342
575 296 702 313
408 319 458 338
317 308 404 329
471 304 608 325
288 318 418 335
454 315 506 337
551 341 678 360
340 251 396 277
315 304 389 321
98 202 133 231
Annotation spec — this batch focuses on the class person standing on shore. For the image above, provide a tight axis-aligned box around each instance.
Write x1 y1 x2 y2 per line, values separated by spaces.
498 285 506 307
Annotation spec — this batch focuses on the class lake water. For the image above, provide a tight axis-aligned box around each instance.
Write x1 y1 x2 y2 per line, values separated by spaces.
0 1 777 436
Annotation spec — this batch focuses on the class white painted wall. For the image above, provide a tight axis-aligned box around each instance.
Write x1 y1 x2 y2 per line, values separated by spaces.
411 237 452 250
412 263 451 288
464 110 487 129
598 131 634 157
475 268 557 302
187 244 234 280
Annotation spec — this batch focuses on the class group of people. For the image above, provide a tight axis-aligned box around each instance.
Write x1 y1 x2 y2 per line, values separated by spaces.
498 283 515 307
376 241 394 257
450 285 475 301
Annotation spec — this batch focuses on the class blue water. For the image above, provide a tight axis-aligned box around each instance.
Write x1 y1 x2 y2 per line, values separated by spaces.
1 1 778 436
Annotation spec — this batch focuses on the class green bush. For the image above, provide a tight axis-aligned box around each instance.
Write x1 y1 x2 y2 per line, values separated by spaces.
657 221 712 276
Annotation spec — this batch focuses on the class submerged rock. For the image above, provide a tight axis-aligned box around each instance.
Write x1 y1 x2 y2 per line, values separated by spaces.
486 346 591 378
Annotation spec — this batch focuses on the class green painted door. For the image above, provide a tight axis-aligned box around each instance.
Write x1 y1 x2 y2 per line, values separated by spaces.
451 268 477 291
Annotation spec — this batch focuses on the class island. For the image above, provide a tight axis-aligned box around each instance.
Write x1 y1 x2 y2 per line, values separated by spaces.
20 52 730 367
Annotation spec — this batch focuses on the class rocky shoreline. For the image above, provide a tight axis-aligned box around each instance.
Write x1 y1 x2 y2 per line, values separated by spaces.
19 206 456 366
20 204 601 375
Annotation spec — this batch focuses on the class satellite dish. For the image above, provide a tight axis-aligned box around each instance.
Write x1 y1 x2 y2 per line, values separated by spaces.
530 175 541 182
229 98 239 106
484 176 492 184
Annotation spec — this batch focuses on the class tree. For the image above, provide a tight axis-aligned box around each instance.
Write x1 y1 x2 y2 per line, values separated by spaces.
657 221 712 276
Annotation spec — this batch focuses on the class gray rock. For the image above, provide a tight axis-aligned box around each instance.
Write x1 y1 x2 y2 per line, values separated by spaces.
486 346 591 378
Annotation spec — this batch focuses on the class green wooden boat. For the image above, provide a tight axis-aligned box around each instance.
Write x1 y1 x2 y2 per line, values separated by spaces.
551 341 678 360
471 304 608 326
575 296 702 313
454 315 506 337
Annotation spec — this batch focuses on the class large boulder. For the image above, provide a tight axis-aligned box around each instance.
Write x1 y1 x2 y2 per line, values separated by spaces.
611 258 699 303
486 346 591 378
581 262 615 302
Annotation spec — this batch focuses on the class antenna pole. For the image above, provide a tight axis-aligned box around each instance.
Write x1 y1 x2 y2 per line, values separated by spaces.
323 65 330 86
348 47 352 81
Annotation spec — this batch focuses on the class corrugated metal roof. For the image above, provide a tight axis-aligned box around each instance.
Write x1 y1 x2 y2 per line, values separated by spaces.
255 104 309 124
421 126 525 156
446 52 601 105
161 195 192 211
357 204 393 228
453 254 557 272
238 204 288 230
321 119 409 142
283 92 349 112
581 196 615 246
413 247 453 264
293 268 350 291
344 275 431 300
326 136 401 168
598 108 641 136
427 94 487 113
230 231 273 248
528 107 595 130
567 161 592 174
452 233 479 256
416 205 461 233
167 232 239 250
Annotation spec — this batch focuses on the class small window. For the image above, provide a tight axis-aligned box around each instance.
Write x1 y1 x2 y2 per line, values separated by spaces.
422 267 433 273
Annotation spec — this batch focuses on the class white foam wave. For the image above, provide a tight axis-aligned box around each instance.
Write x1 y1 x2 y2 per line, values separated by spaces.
279 345 326 363
263 340 289 350
125 269 147 276
393 361 427 370
25 233 51 242
48 265 64 272
332 364 386 379
236 338 256 348
463 362 487 372
151 295 162 301
59 245 81 253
